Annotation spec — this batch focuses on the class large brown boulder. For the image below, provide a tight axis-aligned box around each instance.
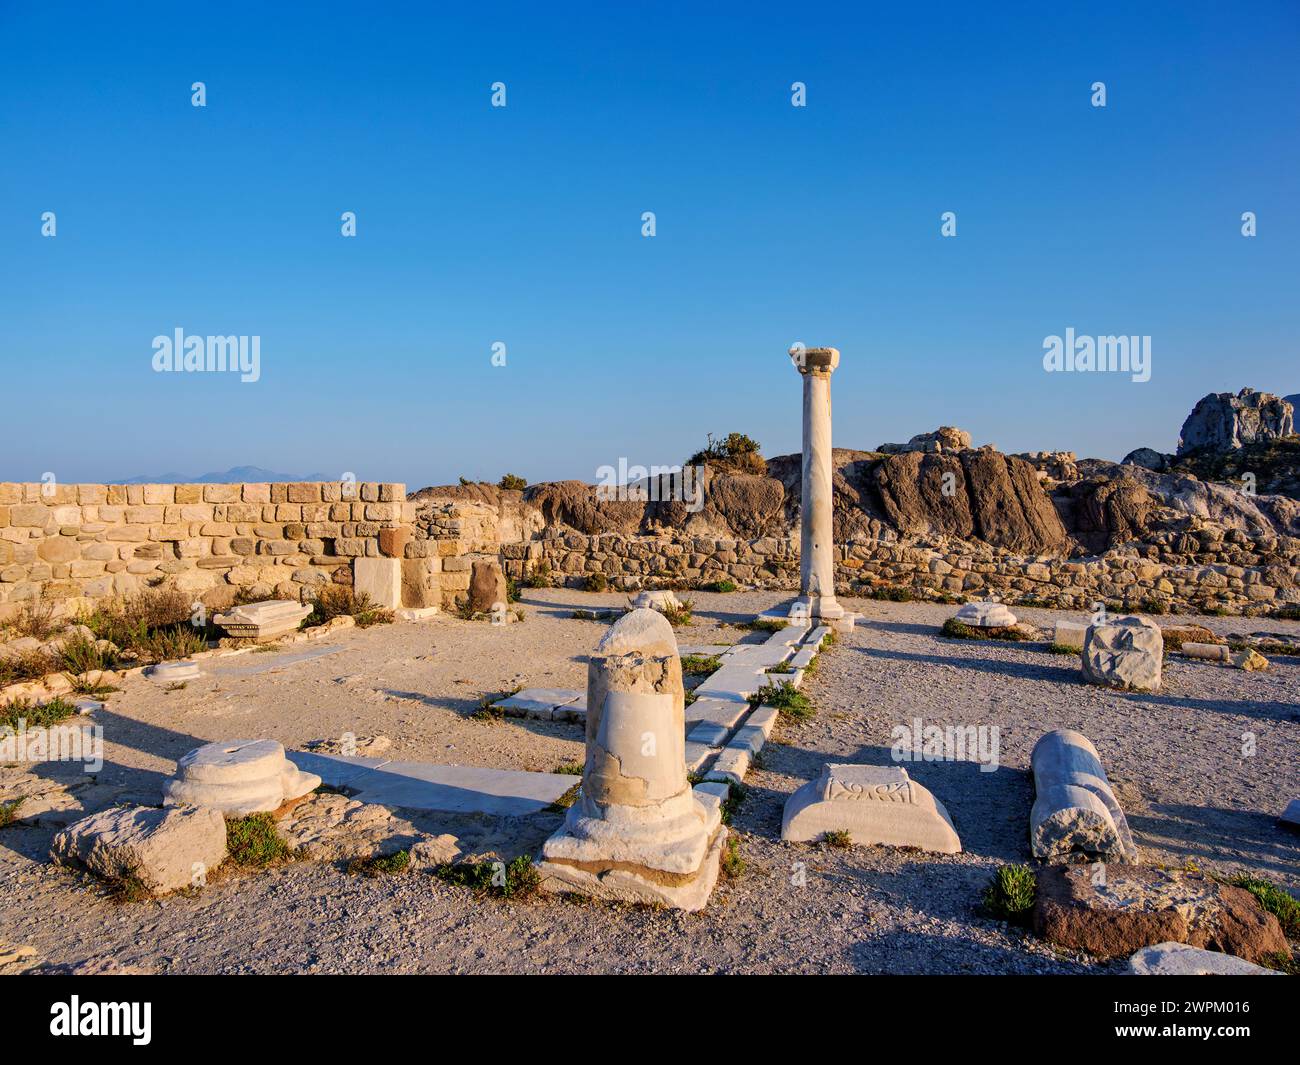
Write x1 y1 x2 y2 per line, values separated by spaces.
468 560 508 614
524 481 644 535
1033 864 1289 964
958 450 1070 554
871 452 975 539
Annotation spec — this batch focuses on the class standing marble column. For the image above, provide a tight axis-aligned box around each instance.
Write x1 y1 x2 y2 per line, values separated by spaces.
791 345 844 620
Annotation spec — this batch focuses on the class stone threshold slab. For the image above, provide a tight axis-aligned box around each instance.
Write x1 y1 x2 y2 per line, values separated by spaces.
287 751 576 816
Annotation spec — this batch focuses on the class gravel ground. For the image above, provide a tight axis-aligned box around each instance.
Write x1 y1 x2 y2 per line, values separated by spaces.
1 591 1296 974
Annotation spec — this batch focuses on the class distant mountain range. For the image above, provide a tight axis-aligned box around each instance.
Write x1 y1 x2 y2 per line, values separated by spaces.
114 465 332 485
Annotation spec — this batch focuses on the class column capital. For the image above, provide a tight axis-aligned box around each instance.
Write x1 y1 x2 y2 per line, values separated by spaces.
789 345 840 375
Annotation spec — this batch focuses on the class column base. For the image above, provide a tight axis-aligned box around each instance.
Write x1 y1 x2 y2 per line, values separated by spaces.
760 597 857 629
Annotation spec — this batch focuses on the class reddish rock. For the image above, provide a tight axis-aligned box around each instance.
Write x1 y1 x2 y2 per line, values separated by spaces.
1033 864 1288 964
468 559 508 614
378 526 412 558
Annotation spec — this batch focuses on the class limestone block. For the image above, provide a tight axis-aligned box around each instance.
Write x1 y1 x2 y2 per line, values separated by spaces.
212 599 312 641
50 804 227 896
353 557 401 609
781 763 961 854
1127 942 1282 976
400 557 440 609
1082 615 1163 692
163 739 321 815
1053 619 1088 648
954 601 1017 628
378 526 412 558
1030 729 1138 863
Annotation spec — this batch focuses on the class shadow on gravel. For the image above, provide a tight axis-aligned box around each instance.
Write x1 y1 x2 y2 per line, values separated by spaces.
846 929 1098 975
854 645 1081 684
1129 803 1300 878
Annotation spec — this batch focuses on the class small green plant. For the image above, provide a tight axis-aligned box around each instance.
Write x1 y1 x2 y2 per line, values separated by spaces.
0 798 23 828
821 830 853 848
224 813 295 867
862 585 915 602
1270 604 1300 621
545 781 582 811
680 654 722 675
1230 875 1300 939
941 617 1032 642
348 849 410 877
471 691 510 721
306 585 393 628
553 762 583 776
1046 642 1082 655
767 660 794 674
434 855 540 898
106 869 152 904
719 780 748 825
983 864 1037 924
0 648 58 687
753 680 813 721
720 835 745 879
498 474 527 491
571 609 598 620
739 618 786 633
1137 597 1168 616
659 598 694 627
1260 950 1300 975
701 578 737 593
520 563 553 589
0 696 77 731
55 631 116 677
7 599 61 640
582 572 608 593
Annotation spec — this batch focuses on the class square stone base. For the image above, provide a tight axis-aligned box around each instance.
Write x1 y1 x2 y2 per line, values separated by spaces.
535 827 726 912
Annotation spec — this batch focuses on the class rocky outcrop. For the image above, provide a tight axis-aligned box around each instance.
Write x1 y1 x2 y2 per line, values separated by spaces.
1177 388 1294 455
877 426 972 454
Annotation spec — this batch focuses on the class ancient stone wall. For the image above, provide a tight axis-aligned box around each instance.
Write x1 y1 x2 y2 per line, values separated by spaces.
0 481 426 619
500 527 1300 616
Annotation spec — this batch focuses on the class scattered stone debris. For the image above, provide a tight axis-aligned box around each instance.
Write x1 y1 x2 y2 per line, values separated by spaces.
274 790 459 864
302 733 392 757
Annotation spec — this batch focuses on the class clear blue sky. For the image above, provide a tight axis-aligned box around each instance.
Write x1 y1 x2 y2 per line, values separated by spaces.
2 1 1297 488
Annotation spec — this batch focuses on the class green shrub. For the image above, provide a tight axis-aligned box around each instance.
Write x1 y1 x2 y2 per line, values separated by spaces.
862 585 915 602
6 600 61 640
687 432 764 474
719 780 747 825
1231 876 1300 939
739 618 786 633
821 830 853 848
680 654 721 675
0 798 23 828
660 599 693 627
306 585 393 628
581 572 608 593
553 762 583 776
348 850 410 877
720 835 745 879
1260 951 1300 975
701 579 738 593
520 563 553 589
940 617 1032 642
753 680 813 721
983 864 1037 923
0 696 77 731
498 474 527 491
434 855 540 898
225 813 295 867
1046 642 1082 655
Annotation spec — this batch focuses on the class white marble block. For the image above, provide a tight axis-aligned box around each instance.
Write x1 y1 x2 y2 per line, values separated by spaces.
163 739 321 815
213 599 312 641
955 601 1017 628
781 763 961 854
